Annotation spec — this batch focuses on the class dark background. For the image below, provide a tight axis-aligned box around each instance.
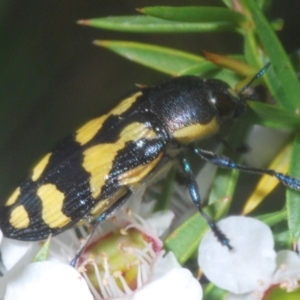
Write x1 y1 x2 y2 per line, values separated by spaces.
0 0 300 201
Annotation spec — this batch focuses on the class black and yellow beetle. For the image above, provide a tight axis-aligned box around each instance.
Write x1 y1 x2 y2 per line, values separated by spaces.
1 67 300 265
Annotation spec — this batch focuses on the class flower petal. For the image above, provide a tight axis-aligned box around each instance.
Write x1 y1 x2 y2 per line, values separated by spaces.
133 267 202 300
152 251 181 279
4 261 93 300
198 216 276 294
145 210 174 236
1 238 34 271
273 250 300 291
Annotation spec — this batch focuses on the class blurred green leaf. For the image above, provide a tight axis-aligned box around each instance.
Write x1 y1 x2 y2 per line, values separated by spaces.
287 134 300 242
273 229 292 249
204 51 257 76
257 210 287 226
208 167 238 207
220 0 232 9
265 285 300 299
270 18 284 31
165 197 230 264
33 236 51 262
242 0 300 110
204 283 228 300
208 122 250 206
78 15 237 33
139 6 246 25
290 49 300 72
222 0 272 12
154 167 176 212
243 29 259 66
165 212 207 264
176 62 219 76
209 68 242 87
247 102 300 129
93 40 214 75
255 0 273 11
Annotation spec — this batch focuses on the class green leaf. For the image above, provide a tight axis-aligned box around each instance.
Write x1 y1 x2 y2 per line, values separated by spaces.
258 211 292 249
274 229 292 249
204 283 228 300
208 122 250 206
204 51 257 76
222 0 271 15
154 166 176 212
265 285 300 299
286 134 300 242
255 0 273 11
78 16 237 33
220 0 233 9
139 6 246 25
209 68 241 87
165 197 229 264
257 210 287 226
176 61 218 76
208 168 238 207
246 102 300 129
270 18 284 31
93 40 210 75
165 212 206 264
243 30 260 66
290 49 300 72
33 236 51 262
242 0 300 110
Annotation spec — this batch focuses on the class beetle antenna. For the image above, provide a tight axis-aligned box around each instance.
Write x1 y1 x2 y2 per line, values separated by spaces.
238 62 271 95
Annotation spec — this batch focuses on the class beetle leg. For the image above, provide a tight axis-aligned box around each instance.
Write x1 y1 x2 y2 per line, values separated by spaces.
70 189 132 267
180 157 233 250
194 148 300 191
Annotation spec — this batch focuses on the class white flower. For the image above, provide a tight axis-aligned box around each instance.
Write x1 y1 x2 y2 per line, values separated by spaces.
0 200 202 300
0 234 37 299
0 233 93 299
272 250 300 291
4 261 93 300
1 238 34 271
198 216 300 299
130 252 202 300
79 207 202 300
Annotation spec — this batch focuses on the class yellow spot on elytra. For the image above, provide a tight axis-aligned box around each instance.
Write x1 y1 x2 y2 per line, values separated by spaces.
83 143 118 198
110 92 141 115
9 205 30 228
76 115 107 145
90 187 127 216
173 117 219 144
37 184 71 228
6 187 21 206
32 153 52 181
75 92 141 146
90 199 107 216
83 122 156 199
119 153 163 185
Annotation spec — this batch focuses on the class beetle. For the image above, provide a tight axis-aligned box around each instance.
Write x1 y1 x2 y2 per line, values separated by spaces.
1 66 300 266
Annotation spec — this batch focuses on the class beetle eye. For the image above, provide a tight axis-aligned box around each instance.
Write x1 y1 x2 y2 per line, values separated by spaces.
211 92 236 119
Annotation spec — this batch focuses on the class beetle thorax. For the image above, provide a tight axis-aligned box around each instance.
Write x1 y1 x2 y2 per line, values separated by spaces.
145 76 221 145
